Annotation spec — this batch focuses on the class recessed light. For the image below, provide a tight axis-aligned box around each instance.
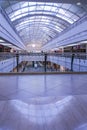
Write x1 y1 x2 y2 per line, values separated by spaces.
77 2 81 5
32 44 35 48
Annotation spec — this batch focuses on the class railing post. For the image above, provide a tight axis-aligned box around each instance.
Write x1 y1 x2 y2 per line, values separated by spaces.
44 53 47 72
71 53 75 71
16 53 19 72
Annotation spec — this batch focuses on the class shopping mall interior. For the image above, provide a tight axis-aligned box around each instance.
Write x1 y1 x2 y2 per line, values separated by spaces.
0 0 87 130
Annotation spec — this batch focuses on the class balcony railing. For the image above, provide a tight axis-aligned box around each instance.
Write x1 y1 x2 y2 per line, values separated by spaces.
0 52 87 73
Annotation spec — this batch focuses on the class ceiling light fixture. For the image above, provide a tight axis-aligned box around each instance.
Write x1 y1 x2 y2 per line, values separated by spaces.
32 44 36 48
77 2 81 5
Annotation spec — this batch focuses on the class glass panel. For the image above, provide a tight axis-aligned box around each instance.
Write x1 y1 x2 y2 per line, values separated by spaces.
44 5 52 11
29 2 36 6
29 6 36 11
62 4 71 9
11 3 20 10
11 15 22 21
69 5 79 12
51 6 58 12
21 8 28 13
22 13 28 17
16 20 63 31
4 1 87 47
71 15 79 21
13 10 21 16
5 7 12 14
78 12 86 17
7 3 80 25
64 10 73 17
20 2 29 7
56 14 74 24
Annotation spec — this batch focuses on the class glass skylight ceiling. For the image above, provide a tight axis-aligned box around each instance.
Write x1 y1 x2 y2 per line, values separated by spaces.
1 1 87 50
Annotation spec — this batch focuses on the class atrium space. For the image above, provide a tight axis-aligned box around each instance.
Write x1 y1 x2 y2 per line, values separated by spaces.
0 0 87 130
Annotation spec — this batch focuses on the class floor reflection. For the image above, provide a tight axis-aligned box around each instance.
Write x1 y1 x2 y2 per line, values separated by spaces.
0 95 87 130
11 96 72 124
75 123 87 130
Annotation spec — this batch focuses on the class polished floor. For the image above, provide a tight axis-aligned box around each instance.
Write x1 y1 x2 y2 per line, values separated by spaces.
0 74 87 130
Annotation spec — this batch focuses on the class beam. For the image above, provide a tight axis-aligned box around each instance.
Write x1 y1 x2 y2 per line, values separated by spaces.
0 8 26 50
1 0 87 4
42 16 87 51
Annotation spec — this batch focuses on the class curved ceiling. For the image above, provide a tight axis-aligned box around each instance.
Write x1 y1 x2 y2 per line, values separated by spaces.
1 1 87 51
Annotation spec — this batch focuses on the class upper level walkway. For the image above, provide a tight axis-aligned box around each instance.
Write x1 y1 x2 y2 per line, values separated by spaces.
0 73 87 130
0 52 87 72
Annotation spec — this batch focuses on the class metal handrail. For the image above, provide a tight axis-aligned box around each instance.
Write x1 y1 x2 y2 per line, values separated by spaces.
0 52 87 60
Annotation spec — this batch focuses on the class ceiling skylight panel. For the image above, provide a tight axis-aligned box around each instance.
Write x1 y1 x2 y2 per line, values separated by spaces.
21 7 28 13
41 11 54 15
16 23 29 30
20 2 29 8
16 23 35 30
9 8 29 21
64 10 74 17
51 33 56 37
71 15 79 21
44 5 52 11
46 32 56 38
9 13 14 19
16 27 24 32
42 27 50 32
54 28 62 32
19 20 30 25
29 10 56 15
56 14 74 24
78 11 86 17
10 17 15 21
29 2 37 6
13 10 21 16
59 8 66 15
55 26 63 32
69 5 78 13
27 16 36 20
16 20 30 27
29 6 36 11
46 36 51 41
36 5 45 10
28 19 40 23
29 11 43 15
11 15 22 21
62 4 71 10
18 23 43 30
16 20 64 33
41 18 50 23
37 2 45 5
22 13 28 17
5 7 12 14
53 3 62 7
11 3 20 10
3 1 86 47
77 9 86 17
51 6 58 12
11 13 28 21
45 2 53 6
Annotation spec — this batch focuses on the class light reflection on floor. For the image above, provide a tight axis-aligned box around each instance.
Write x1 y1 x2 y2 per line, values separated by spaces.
11 96 72 124
0 74 87 130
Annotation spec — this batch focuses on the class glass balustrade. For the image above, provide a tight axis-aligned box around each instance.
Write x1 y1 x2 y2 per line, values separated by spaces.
0 52 87 73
